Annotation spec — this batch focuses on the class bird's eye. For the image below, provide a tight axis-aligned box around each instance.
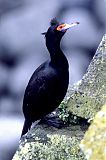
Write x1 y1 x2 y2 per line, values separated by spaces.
56 24 66 31
59 26 62 29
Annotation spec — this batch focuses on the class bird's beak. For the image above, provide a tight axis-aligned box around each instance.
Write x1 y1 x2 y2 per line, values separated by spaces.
56 22 79 31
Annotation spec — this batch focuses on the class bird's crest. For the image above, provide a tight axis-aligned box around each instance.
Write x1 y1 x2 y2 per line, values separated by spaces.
50 18 59 26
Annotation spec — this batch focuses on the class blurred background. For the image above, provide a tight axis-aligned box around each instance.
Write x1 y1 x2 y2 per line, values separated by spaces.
0 0 106 159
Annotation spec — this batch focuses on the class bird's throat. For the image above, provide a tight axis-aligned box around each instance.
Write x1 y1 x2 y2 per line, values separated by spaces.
46 41 68 69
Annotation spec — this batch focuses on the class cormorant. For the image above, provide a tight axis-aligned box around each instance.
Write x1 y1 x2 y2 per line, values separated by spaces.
21 18 79 136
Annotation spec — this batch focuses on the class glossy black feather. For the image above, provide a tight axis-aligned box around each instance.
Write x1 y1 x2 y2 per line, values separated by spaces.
21 20 69 136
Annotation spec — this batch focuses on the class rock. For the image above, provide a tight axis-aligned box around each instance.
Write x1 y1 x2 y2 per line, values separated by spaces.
65 34 106 119
12 124 87 160
80 104 106 160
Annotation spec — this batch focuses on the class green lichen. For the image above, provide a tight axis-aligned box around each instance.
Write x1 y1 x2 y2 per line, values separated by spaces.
13 134 85 160
58 101 70 123
80 104 106 160
66 91 104 119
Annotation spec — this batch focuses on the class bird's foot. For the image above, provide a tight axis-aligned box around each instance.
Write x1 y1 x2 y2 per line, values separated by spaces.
39 114 66 129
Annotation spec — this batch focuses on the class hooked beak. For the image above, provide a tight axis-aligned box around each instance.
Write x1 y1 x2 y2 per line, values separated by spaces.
56 22 79 31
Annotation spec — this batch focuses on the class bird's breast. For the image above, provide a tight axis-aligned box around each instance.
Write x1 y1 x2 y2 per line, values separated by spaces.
47 65 69 96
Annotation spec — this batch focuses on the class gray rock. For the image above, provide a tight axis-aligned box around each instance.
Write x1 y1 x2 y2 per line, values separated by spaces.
65 34 106 119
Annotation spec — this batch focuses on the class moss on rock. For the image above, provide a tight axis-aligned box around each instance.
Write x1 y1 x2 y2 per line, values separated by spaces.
80 104 106 160
12 124 87 160
13 135 83 160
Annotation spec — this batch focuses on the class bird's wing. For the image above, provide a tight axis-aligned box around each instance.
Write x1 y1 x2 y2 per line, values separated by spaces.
24 63 57 99
23 62 58 117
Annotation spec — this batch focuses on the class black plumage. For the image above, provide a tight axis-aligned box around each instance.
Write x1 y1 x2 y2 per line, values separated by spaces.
21 18 79 136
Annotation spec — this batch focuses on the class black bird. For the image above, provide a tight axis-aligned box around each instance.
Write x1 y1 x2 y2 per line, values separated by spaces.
21 18 79 136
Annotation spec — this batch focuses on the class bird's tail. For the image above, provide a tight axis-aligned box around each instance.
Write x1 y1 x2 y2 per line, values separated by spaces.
21 120 32 137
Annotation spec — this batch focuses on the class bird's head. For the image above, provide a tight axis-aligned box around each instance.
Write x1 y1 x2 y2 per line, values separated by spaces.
42 18 79 45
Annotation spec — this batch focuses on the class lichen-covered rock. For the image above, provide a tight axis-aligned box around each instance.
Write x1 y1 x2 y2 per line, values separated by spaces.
64 34 106 119
12 124 86 160
80 104 106 160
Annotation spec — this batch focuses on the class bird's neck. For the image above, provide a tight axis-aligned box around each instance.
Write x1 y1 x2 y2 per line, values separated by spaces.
46 41 69 69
